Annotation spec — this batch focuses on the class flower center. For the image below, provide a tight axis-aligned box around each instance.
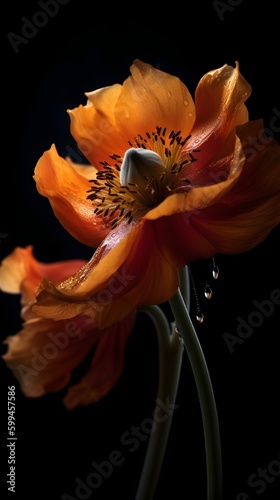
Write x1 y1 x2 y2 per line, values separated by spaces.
87 126 198 228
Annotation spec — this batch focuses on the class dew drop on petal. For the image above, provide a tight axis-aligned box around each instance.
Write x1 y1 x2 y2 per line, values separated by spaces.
184 100 189 106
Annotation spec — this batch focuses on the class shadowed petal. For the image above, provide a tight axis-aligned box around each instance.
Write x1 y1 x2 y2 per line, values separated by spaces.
3 315 99 398
1 246 136 408
63 311 136 409
186 123 280 254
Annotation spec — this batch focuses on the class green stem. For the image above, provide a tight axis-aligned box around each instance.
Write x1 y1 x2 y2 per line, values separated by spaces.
135 304 184 500
135 266 190 500
169 288 223 500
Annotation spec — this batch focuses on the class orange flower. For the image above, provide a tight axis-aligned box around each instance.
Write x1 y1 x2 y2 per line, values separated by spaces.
32 60 280 329
0 246 135 409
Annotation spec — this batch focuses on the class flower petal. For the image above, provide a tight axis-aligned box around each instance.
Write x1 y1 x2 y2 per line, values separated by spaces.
186 62 251 167
63 312 136 409
68 83 123 167
34 144 111 247
116 60 195 144
0 245 86 305
147 121 280 259
191 122 280 254
32 220 179 328
3 314 99 398
0 246 34 294
69 60 195 167
146 128 246 221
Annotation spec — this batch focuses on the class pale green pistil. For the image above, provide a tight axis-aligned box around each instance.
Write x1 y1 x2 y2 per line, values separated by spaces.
120 148 166 190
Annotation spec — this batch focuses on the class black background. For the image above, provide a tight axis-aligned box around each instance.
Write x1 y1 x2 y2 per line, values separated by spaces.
1 1 280 499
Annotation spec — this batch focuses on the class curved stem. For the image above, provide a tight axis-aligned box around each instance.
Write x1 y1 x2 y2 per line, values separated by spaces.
179 265 191 311
169 288 223 500
135 304 184 500
135 266 193 500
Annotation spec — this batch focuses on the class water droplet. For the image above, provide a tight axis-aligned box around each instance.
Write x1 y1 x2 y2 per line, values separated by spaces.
188 112 193 117
196 310 204 323
184 99 189 106
212 265 219 279
204 283 213 299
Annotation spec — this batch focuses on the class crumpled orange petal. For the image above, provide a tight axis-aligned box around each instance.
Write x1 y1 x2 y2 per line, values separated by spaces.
3 310 135 409
69 59 195 167
1 246 136 408
3 314 99 399
33 144 111 247
63 313 136 409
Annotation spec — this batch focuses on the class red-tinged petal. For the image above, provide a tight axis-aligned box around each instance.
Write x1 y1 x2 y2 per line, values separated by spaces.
152 213 217 268
34 144 111 247
69 59 195 167
148 121 280 261
0 245 87 306
186 62 251 169
162 122 280 260
3 314 99 399
32 220 179 328
63 312 136 409
189 124 280 254
146 129 246 221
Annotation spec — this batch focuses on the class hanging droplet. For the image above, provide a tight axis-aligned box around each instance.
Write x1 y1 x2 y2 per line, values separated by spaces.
212 265 219 279
212 258 219 279
204 283 213 299
196 310 204 323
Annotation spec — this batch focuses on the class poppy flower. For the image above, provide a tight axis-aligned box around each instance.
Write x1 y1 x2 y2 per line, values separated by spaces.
31 60 280 329
0 246 135 409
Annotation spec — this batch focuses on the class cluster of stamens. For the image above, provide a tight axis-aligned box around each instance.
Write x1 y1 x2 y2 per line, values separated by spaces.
86 126 199 229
